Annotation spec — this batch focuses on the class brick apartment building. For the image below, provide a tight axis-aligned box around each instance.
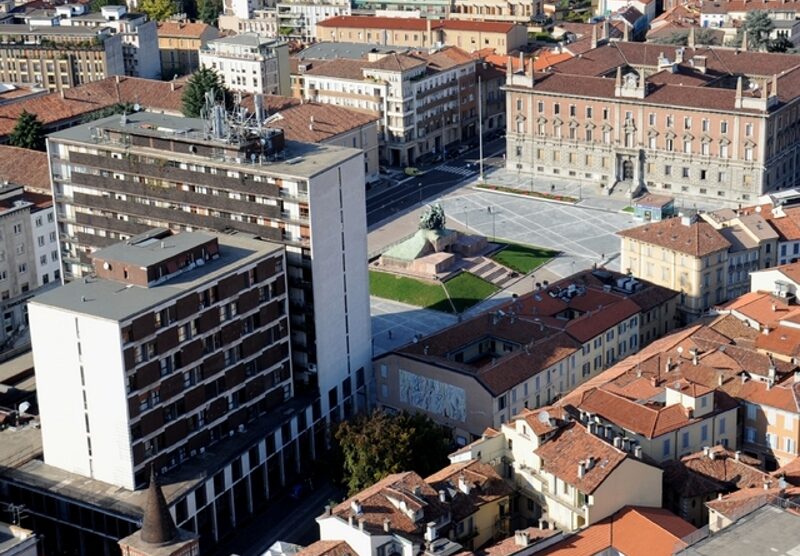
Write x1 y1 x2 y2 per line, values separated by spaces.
505 40 800 205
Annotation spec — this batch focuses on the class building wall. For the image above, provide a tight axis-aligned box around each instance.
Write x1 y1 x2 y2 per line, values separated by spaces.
199 41 289 95
449 0 544 24
505 84 773 205
276 1 351 41
316 24 437 47
620 236 728 317
129 21 161 79
29 207 59 288
323 122 381 182
750 268 799 295
30 305 112 482
743 400 799 468
307 154 371 414
443 27 526 55
586 457 662 524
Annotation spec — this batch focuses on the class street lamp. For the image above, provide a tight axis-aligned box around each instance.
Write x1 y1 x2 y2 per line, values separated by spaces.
418 181 423 205
464 205 469 230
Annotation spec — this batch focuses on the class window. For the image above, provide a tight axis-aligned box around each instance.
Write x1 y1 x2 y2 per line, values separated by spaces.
766 432 778 449
684 116 691 129
663 438 671 457
17 263 26 274
49 231 56 242
719 417 726 435
586 106 593 118
648 113 655 126
554 103 560 115
665 165 672 176
682 167 690 178
701 424 708 442
786 437 797 454
745 123 753 136
537 101 544 113
12 223 21 235
37 236 45 247
720 121 728 134
682 431 690 449
569 105 576 117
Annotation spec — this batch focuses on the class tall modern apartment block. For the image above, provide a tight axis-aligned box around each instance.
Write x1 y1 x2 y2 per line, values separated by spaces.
47 111 371 420
30 228 291 490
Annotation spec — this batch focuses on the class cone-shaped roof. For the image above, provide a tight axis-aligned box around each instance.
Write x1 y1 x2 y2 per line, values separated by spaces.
140 467 178 545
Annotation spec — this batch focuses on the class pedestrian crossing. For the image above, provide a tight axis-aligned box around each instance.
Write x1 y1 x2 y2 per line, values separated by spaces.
437 165 475 177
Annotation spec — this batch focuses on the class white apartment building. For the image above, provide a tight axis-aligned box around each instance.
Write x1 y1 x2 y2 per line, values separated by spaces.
200 33 290 95
296 47 477 166
219 9 279 37
276 0 350 42
29 229 291 491
55 4 161 79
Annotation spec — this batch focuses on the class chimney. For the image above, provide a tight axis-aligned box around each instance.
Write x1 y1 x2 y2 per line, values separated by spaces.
735 451 741 461
692 348 699 365
413 485 421 496
742 373 748 384
458 474 471 495
623 23 629 42
718 374 724 387
703 446 710 457
539 518 548 530
586 456 595 470
634 445 643 458
115 74 121 84
425 522 438 542
439 490 446 503
60 89 66 99
348 515 354 527
324 505 332 517
772 74 778 99
506 56 513 78
602 19 610 41
358 518 365 532
622 438 631 451
764 480 772 490
515 530 531 547
613 436 623 449
709 449 717 461
578 461 586 478
383 519 391 533
587 421 594 434
351 499 362 515
742 30 749 51
426 18 432 46
170 81 176 92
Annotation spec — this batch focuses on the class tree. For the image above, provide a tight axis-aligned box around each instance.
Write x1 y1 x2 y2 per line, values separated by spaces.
732 11 774 51
90 0 112 11
333 410 452 495
197 0 222 25
768 35 794 52
9 111 45 151
181 67 231 117
140 0 176 22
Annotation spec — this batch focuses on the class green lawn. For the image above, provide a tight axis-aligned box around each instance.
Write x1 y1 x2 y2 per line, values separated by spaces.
441 273 498 313
370 270 448 308
491 242 558 273
369 270 498 314
621 206 635 213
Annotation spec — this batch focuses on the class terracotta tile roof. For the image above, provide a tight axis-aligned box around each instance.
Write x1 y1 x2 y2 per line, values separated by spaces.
266 102 378 143
534 50 573 70
704 486 775 519
775 261 800 285
330 472 450 541
516 405 568 436
707 314 760 344
0 76 186 139
441 19 517 33
157 21 216 39
618 217 730 258
774 456 800 487
301 59 370 80
425 459 512 522
565 297 640 343
664 447 769 498
480 527 558 556
576 386 735 439
0 146 49 193
538 506 695 556
755 326 800 358
369 53 426 72
720 292 800 330
534 422 629 494
297 540 355 556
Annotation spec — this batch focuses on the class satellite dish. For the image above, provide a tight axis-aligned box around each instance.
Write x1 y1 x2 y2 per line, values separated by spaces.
189 145 197 154
103 261 111 270
133 103 140 112
250 153 257 162
18 401 30 414
677 346 684 354
538 410 551 424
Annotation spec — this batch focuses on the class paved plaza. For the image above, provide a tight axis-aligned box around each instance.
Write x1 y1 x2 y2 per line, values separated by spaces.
371 297 458 356
440 188 636 277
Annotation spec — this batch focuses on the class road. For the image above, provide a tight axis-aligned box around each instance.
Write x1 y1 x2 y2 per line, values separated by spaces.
218 481 344 556
366 137 506 227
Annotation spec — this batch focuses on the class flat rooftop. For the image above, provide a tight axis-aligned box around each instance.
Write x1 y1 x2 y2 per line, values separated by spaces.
30 232 282 322
678 504 800 556
296 41 405 60
0 394 314 520
48 112 363 180
93 229 216 269
0 24 103 36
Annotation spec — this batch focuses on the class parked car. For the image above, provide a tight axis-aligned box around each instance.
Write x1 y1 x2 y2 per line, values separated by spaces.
405 167 422 176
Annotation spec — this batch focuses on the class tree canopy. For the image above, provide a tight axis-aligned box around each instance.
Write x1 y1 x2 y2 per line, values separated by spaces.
181 67 231 117
9 110 45 151
140 0 176 22
732 11 774 51
333 410 453 495
197 0 222 25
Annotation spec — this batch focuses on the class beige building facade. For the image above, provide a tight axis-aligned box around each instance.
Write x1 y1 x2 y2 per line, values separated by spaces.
157 21 219 78
449 0 545 26
505 41 800 206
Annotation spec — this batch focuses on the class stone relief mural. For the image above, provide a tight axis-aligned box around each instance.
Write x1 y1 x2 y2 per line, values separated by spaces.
399 369 466 422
